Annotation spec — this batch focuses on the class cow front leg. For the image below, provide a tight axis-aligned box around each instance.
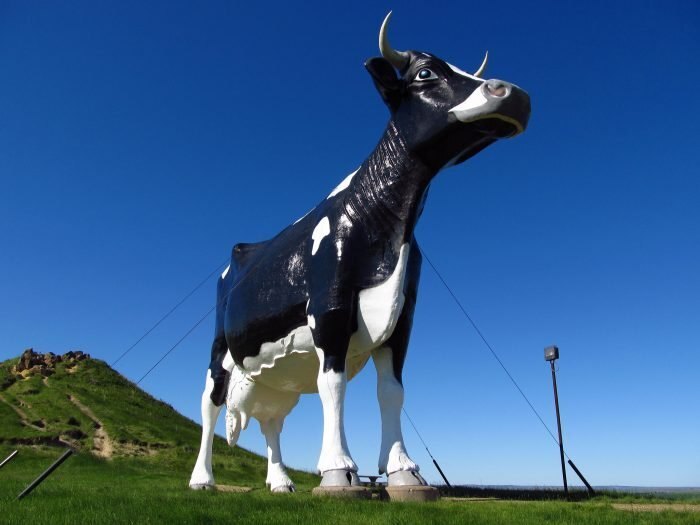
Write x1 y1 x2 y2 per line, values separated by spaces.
314 348 360 481
373 346 427 486
260 418 295 493
308 305 361 486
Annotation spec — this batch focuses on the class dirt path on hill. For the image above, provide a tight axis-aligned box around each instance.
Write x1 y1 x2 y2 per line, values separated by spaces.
68 395 113 458
0 394 46 431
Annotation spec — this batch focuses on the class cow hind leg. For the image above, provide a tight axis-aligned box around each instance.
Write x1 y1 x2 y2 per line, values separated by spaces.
189 343 233 490
189 369 224 489
260 418 295 493
372 346 426 486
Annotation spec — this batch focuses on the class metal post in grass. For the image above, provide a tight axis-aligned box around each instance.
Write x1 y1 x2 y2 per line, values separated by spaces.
1 450 19 470
568 459 596 497
17 449 73 500
544 345 568 498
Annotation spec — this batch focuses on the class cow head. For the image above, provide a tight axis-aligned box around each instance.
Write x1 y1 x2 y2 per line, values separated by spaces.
365 12 531 171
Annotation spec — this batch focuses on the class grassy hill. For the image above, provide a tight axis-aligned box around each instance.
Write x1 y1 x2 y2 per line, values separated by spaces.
0 349 318 488
0 350 696 524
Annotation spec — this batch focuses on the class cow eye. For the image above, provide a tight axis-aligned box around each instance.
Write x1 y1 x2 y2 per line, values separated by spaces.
415 68 438 82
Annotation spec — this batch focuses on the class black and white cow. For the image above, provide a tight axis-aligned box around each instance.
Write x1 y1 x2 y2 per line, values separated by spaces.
190 12 530 492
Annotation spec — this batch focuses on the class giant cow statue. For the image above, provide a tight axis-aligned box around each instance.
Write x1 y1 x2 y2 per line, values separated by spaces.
190 12 530 493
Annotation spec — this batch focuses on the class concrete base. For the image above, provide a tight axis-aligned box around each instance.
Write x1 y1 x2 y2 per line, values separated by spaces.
215 485 253 493
312 486 372 499
384 485 440 502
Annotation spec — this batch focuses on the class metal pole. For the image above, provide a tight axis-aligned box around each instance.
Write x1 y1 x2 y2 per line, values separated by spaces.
432 458 452 488
0 450 19 470
568 459 595 496
550 361 568 497
17 449 73 500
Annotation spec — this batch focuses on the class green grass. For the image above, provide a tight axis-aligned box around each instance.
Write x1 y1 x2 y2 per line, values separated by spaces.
443 485 700 504
1 354 697 523
1 446 698 525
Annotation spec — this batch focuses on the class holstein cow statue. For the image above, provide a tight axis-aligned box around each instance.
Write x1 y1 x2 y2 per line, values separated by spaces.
190 12 530 494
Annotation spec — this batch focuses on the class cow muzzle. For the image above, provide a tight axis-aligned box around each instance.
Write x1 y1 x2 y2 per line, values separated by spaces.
450 80 531 137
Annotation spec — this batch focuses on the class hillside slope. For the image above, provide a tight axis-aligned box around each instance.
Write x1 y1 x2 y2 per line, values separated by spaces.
0 349 317 488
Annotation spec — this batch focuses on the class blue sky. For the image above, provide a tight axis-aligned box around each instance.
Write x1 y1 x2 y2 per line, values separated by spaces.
1 1 698 487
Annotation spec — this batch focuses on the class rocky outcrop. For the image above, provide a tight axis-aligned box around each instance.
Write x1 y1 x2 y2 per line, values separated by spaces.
14 348 90 377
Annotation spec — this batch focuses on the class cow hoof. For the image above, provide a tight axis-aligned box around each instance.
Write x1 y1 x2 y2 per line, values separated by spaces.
387 470 428 486
271 484 296 493
318 454 358 473
189 483 216 491
320 469 361 487
385 452 418 473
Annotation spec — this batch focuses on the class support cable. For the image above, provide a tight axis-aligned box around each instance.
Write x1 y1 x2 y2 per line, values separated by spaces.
111 257 229 367
135 255 268 385
403 408 452 487
419 247 570 461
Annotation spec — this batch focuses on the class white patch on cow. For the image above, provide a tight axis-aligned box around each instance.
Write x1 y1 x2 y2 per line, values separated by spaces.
293 209 312 225
327 169 358 199
449 85 489 119
221 264 230 279
239 322 370 394
242 325 317 391
311 217 330 255
307 314 316 329
222 350 234 372
447 61 484 82
350 243 410 351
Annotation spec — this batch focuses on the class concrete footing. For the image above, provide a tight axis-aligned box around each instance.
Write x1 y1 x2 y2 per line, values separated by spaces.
384 485 440 502
312 486 372 499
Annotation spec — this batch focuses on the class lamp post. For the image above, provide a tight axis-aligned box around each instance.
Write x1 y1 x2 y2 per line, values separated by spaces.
545 345 568 497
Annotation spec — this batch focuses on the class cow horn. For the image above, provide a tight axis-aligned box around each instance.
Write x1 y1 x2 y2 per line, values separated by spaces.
379 11 410 71
474 51 488 78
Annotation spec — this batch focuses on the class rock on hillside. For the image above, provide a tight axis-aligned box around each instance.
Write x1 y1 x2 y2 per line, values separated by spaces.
14 348 90 377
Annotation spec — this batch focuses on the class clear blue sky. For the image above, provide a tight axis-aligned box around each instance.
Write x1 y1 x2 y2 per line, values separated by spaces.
1 1 698 487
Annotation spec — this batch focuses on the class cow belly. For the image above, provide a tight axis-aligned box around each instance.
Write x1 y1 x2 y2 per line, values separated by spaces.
241 325 372 393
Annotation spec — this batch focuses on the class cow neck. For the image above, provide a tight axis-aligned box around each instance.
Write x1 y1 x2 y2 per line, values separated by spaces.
344 121 436 244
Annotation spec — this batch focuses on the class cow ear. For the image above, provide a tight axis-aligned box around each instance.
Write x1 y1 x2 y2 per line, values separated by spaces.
365 57 402 111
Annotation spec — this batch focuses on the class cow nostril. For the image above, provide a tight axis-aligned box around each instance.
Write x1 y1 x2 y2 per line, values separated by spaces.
485 82 508 98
